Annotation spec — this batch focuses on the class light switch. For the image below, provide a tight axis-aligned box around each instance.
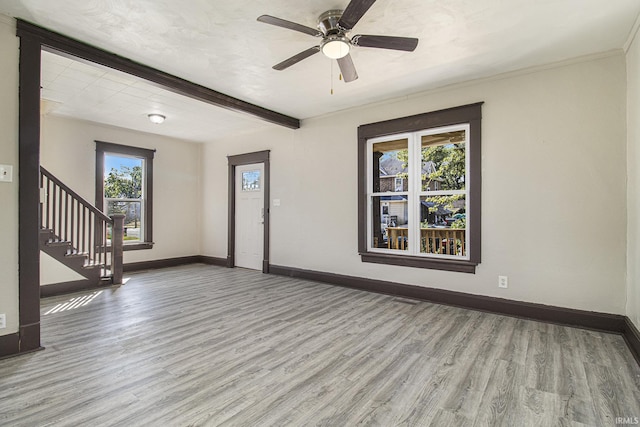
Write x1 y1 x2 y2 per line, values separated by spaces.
0 165 13 183
273 199 281 207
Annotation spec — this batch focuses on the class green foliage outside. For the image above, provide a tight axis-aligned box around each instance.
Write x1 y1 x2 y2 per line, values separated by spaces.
450 218 466 229
105 166 143 229
395 144 466 217
104 166 142 199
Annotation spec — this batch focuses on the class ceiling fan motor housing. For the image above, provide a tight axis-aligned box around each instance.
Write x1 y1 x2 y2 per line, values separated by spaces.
317 9 344 35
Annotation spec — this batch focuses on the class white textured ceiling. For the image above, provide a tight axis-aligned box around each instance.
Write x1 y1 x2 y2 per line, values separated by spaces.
1 0 640 142
39 51 274 143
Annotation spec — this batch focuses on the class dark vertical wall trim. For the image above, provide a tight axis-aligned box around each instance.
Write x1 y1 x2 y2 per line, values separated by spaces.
469 117 482 263
227 150 270 273
95 146 104 211
227 163 235 268
263 156 271 273
146 153 154 244
17 33 42 352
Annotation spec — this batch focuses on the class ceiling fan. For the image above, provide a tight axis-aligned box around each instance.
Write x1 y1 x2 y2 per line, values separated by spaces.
257 0 419 82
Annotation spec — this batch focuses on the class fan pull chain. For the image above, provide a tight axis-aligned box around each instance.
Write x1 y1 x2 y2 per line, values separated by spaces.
330 60 334 95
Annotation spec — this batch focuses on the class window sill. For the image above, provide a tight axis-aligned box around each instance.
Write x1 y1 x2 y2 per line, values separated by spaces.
360 252 477 273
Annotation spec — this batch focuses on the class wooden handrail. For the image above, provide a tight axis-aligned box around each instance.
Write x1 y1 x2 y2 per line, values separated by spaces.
40 166 111 223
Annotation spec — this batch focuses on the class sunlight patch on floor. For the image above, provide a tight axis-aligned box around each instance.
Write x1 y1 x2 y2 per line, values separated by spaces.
44 290 103 315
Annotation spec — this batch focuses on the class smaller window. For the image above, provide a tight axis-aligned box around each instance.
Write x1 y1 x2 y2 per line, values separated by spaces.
96 141 155 250
242 170 261 191
394 177 404 192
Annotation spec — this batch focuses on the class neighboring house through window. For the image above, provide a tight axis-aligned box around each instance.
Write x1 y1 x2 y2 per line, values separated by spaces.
358 103 482 273
95 141 155 250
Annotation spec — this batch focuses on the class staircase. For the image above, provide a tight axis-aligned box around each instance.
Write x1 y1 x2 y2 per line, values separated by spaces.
40 166 124 296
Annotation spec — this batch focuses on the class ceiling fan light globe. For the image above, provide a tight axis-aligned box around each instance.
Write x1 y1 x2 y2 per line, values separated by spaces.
321 39 350 59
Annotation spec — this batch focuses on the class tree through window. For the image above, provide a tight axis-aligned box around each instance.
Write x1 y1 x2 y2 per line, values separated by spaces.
96 141 155 250
104 154 144 242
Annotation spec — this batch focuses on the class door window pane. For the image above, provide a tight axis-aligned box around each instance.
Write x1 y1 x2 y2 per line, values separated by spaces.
242 170 261 191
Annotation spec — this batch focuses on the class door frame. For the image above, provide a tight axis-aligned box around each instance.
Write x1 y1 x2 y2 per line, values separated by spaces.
227 151 270 273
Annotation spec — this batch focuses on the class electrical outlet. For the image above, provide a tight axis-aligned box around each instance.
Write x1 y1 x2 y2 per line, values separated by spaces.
0 165 13 183
0 313 6 329
498 276 508 289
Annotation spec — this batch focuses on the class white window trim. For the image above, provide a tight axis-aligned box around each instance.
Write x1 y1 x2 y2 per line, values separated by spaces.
366 124 471 260
103 153 147 245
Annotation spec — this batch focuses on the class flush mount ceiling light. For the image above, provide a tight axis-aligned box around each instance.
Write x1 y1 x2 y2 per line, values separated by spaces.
147 113 166 124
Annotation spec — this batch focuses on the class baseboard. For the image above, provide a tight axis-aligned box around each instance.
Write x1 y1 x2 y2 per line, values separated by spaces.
0 332 19 358
123 255 228 271
269 265 627 334
40 279 108 298
197 256 228 267
623 317 640 365
0 323 43 360
124 256 203 272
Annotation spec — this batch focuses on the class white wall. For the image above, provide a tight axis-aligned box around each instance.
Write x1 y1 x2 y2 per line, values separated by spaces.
41 115 202 266
627 27 640 328
0 16 19 335
40 252 84 285
202 53 628 315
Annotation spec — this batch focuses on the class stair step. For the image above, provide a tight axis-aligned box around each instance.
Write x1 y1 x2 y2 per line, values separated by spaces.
46 240 72 248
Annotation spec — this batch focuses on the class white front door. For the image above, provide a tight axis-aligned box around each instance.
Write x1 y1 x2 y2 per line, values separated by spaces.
235 163 265 270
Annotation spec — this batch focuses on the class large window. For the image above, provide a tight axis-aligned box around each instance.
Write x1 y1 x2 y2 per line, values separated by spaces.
96 141 155 250
358 103 482 273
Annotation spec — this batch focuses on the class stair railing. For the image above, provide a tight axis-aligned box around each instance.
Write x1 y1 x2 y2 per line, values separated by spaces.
40 167 124 284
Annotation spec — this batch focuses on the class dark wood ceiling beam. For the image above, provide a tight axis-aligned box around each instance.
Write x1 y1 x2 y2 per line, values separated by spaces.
16 19 300 130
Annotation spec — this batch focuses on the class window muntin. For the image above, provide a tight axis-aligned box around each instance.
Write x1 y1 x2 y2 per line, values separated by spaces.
367 124 470 260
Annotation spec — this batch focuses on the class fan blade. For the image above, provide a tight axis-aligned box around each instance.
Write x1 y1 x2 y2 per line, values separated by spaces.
352 34 418 51
257 15 322 37
273 46 320 70
337 54 358 82
338 0 376 30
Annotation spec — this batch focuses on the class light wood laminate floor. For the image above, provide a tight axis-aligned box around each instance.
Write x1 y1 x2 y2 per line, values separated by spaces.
1 264 639 426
